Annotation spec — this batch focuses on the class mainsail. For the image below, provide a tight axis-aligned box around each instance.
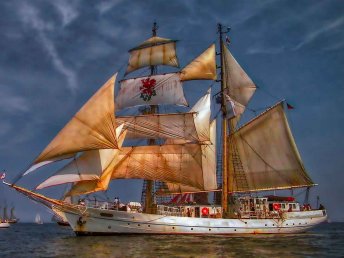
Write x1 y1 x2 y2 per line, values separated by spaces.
230 102 314 192
126 36 179 75
23 74 119 176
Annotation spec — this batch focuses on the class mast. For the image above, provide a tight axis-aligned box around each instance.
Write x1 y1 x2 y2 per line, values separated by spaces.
144 21 159 214
218 23 229 217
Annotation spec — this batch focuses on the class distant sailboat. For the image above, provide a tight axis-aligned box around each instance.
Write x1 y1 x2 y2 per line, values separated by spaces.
0 206 10 228
35 213 43 224
8 206 19 224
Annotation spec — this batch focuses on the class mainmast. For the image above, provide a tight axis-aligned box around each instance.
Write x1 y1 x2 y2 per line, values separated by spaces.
144 21 159 214
218 23 229 217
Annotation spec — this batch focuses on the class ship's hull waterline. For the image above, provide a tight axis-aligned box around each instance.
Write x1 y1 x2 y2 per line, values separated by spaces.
58 206 327 235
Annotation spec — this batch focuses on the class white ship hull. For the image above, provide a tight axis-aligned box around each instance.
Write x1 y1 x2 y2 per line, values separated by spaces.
0 222 10 228
58 206 327 235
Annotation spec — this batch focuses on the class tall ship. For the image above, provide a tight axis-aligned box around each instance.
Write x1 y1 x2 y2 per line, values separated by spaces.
4 23 327 235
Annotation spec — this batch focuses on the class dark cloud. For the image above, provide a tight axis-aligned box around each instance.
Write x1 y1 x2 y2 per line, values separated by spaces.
0 0 343 222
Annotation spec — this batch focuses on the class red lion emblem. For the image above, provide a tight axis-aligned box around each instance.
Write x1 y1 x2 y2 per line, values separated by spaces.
140 78 157 102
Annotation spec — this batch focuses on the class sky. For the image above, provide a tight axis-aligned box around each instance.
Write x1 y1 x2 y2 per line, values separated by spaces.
0 0 343 222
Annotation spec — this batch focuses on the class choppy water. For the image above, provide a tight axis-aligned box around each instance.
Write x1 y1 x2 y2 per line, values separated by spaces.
1 222 343 257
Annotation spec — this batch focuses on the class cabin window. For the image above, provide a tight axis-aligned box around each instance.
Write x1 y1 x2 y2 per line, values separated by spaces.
293 204 296 209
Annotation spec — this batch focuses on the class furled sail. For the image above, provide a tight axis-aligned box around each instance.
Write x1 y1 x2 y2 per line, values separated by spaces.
230 103 314 192
36 125 126 190
66 120 216 196
116 73 188 110
23 75 119 176
117 90 211 143
180 44 216 81
222 43 256 127
126 36 179 75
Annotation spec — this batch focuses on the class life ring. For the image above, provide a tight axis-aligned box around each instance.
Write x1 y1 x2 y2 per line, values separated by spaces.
273 203 281 211
201 207 209 216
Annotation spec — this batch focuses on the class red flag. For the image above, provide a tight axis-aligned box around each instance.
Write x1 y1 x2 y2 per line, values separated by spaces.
287 103 294 110
0 172 5 180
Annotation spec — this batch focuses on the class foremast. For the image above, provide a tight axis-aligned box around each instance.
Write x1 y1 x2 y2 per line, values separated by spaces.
144 21 158 214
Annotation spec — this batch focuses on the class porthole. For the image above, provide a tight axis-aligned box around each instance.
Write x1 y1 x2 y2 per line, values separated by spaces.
108 226 111 229
234 229 237 232
191 228 193 230
265 224 267 226
209 229 211 231
172 227 175 229
148 225 151 227
127 223 130 225
138 224 140 226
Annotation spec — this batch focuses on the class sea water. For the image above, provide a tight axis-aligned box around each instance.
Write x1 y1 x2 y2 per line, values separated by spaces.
1 222 343 257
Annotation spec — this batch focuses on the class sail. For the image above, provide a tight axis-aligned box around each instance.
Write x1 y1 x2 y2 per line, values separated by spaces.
23 74 119 176
67 121 216 196
230 103 314 192
164 120 217 193
180 44 216 81
117 90 211 143
3 206 8 220
126 36 179 75
10 207 16 220
116 73 187 110
222 43 256 126
36 126 126 190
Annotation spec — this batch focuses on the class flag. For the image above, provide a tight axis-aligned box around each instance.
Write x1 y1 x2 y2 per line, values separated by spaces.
287 102 294 110
0 172 5 180
225 36 231 45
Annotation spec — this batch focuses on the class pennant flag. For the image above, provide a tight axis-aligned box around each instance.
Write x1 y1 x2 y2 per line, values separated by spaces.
0 172 6 180
287 102 294 110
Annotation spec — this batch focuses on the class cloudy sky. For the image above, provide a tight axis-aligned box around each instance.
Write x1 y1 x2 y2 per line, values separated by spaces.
0 0 343 222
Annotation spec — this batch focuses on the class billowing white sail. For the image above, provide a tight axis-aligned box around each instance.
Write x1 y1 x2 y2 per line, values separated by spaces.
36 126 126 190
117 90 211 143
165 120 217 193
223 43 256 126
126 36 179 75
116 73 188 110
180 44 216 81
231 103 314 192
23 75 119 176
67 120 216 196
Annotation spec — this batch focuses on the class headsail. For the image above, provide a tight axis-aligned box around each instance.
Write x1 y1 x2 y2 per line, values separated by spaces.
36 126 126 190
126 36 179 75
23 74 119 176
230 102 314 192
116 73 187 110
180 44 216 81
222 43 256 126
